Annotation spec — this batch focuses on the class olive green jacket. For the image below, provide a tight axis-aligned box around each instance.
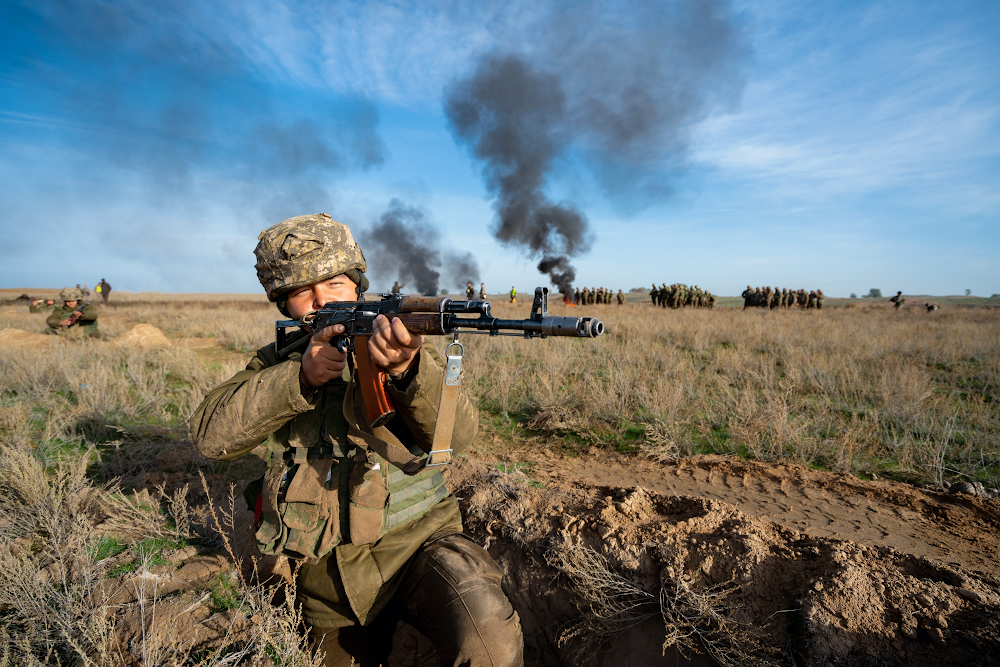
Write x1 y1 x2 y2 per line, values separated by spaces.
188 341 477 626
46 303 100 336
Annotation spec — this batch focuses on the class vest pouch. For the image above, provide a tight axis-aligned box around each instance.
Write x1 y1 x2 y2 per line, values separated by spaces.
281 502 324 558
280 457 341 559
255 510 284 554
348 450 389 545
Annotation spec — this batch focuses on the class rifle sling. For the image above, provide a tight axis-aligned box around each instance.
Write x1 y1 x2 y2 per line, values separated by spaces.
341 353 458 476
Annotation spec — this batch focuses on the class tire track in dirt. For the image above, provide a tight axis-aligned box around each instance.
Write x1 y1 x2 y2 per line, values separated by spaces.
539 452 1000 579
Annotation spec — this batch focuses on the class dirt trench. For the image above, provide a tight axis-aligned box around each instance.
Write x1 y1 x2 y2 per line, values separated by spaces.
407 456 1000 667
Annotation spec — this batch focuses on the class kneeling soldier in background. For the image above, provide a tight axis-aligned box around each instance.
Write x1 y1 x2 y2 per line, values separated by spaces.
189 213 523 667
45 287 100 337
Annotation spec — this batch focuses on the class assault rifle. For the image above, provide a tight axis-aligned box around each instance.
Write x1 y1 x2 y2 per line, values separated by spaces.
66 303 92 326
275 287 604 428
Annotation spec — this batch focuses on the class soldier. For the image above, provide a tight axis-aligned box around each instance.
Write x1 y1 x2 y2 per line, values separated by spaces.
391 281 406 294
465 282 475 300
815 289 824 309
742 285 753 309
797 289 808 309
479 282 486 300
45 287 100 337
807 290 817 309
574 287 581 304
889 291 905 310
617 289 625 305
706 291 716 309
189 213 523 667
99 278 112 303
510 286 517 304
650 284 658 306
81 284 91 298
28 298 47 314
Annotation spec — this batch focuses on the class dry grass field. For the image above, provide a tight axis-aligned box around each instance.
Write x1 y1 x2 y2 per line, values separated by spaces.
1 295 998 666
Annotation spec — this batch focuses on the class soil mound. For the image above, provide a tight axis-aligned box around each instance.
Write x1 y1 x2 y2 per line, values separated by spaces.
0 327 64 350
440 458 1000 667
111 323 172 348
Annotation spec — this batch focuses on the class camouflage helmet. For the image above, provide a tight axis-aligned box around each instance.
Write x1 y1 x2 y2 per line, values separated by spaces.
254 213 367 301
60 287 83 301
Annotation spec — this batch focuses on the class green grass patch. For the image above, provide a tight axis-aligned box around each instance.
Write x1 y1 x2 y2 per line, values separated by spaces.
91 535 128 562
208 573 242 614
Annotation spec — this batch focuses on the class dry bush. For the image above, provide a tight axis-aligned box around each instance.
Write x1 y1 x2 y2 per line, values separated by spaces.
548 545 772 667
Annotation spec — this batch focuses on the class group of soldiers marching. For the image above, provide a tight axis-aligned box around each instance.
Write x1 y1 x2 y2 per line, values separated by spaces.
742 286 823 309
574 286 625 305
649 284 716 309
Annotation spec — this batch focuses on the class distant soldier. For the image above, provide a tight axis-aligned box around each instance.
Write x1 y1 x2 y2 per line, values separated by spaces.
815 289 824 309
889 291 905 310
574 287 581 304
97 278 112 303
45 299 56 308
509 286 517 303
763 287 773 309
706 291 716 309
391 280 405 293
797 289 807 309
807 290 817 309
650 284 659 306
465 282 475 300
46 287 100 338
81 284 91 298
617 289 625 305
741 285 753 309
479 282 486 300
28 298 47 313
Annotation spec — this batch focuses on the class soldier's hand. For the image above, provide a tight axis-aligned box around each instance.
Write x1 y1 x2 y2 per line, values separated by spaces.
370 315 422 377
300 324 348 388
58 319 73 327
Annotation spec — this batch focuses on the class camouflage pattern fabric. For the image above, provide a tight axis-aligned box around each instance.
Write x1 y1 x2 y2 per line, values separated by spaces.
254 213 367 301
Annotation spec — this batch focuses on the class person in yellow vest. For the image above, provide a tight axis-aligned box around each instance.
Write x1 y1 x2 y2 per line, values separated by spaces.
509 286 517 303
189 214 522 667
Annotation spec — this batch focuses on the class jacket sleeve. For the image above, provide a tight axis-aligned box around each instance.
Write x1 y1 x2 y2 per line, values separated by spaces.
79 304 100 323
384 342 478 455
46 308 62 329
188 345 319 461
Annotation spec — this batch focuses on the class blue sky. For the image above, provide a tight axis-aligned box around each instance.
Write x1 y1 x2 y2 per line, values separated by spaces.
1 0 998 297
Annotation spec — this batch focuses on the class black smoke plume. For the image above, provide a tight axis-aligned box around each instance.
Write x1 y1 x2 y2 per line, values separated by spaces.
445 56 590 298
537 256 576 298
360 199 480 296
445 0 749 294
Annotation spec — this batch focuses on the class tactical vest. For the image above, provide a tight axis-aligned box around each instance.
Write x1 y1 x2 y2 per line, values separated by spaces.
253 373 449 560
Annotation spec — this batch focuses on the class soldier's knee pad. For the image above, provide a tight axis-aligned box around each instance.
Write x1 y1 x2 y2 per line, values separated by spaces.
403 533 523 667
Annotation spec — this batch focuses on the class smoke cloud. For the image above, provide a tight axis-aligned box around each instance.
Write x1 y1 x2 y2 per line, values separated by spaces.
360 199 480 296
445 0 749 295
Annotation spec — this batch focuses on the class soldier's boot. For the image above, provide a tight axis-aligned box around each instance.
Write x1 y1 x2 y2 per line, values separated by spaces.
310 532 523 667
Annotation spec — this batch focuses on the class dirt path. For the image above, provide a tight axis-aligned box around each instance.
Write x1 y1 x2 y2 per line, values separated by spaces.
529 450 1000 579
